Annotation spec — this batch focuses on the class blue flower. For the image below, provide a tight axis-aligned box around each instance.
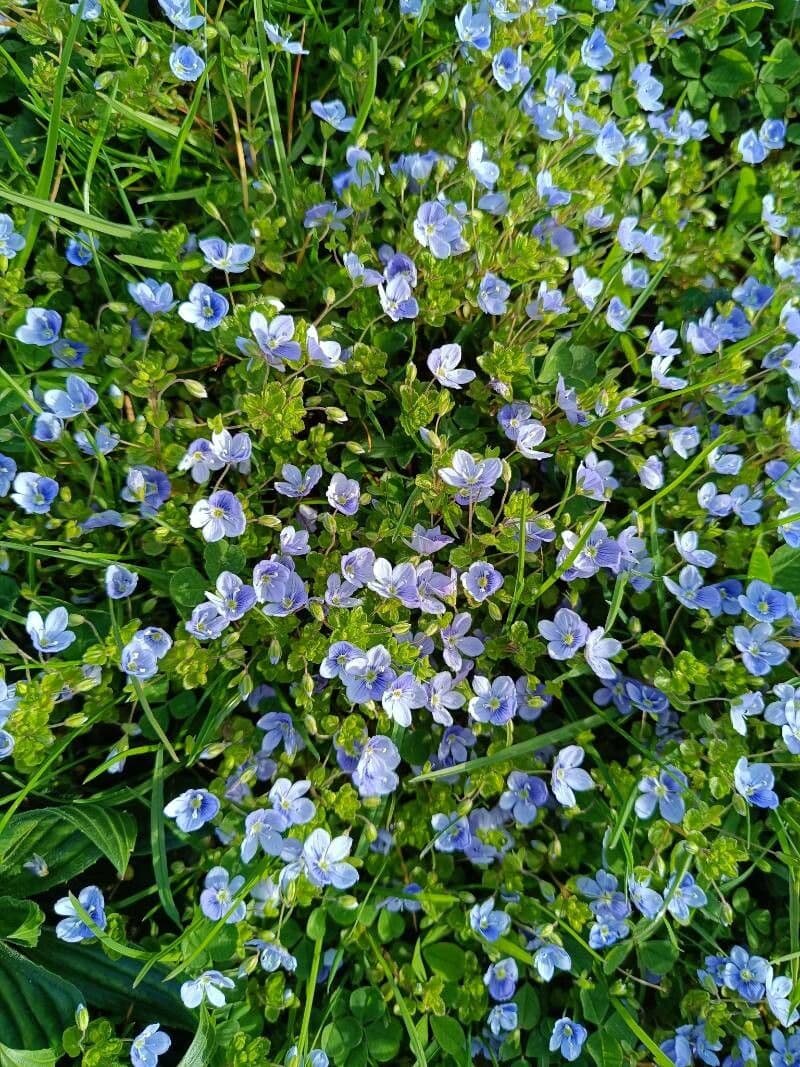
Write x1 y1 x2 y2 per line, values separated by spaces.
461 561 503 602
180 970 235 1008
65 231 97 266
455 3 491 51
264 20 308 54
70 0 102 19
469 675 517 725
130 1023 171 1067
275 463 321 498
190 490 246 542
121 466 171 516
413 201 467 259
0 213 25 258
178 283 228 330
170 45 206 82
327 472 360 516
381 672 426 727
205 571 256 622
438 450 501 505
54 885 106 942
734 622 788 676
0 454 16 497
551 745 593 807
43 374 98 419
470 897 511 942
352 735 400 797
310 99 354 132
240 809 287 862
378 274 419 320
257 711 304 756
499 771 548 826
581 27 613 69
105 564 138 600
723 945 769 1002
549 1018 587 1061
627 875 663 919
26 607 76 655
200 866 247 923
33 413 63 443
128 279 176 315
487 1002 517 1037
158 0 204 29
665 872 707 921
15 307 62 346
269 778 315 829
738 580 788 623
427 343 475 389
588 916 629 949
303 828 358 889
120 639 159 679
164 788 220 832
734 757 779 809
635 767 687 823
199 237 255 273
532 942 571 981
477 272 510 314
304 201 353 231
664 565 721 613
539 608 589 660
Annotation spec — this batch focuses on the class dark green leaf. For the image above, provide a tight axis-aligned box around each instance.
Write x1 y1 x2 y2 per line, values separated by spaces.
0 942 82 1050
431 1016 467 1063
704 48 756 97
169 567 208 609
27 934 194 1032
177 1009 215 1067
421 941 465 981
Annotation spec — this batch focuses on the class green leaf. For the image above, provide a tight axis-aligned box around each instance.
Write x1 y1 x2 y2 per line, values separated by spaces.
0 898 43 948
430 1016 468 1063
177 1009 215 1067
539 340 595 389
364 1017 403 1063
516 984 541 1029
0 943 82 1050
704 48 756 97
0 186 142 241
0 1046 56 1067
421 941 465 981
670 41 702 79
204 542 246 582
169 567 209 609
603 939 632 975
0 805 135 893
587 1031 624 1067
57 805 136 878
770 545 800 593
762 39 800 82
637 939 679 976
747 545 772 583
28 934 194 1032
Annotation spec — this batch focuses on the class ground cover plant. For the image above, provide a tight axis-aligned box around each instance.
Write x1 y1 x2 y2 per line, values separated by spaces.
1 0 800 1064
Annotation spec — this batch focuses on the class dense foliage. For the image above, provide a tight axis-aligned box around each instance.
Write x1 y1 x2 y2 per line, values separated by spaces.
2 0 800 1064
